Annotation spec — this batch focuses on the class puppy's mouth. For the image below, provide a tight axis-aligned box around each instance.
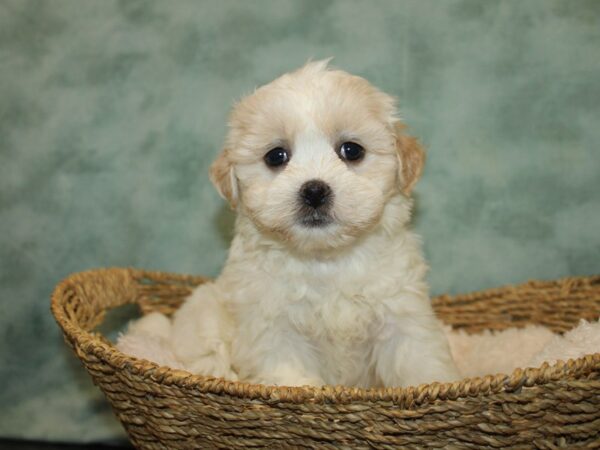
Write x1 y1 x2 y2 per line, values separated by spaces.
297 209 334 228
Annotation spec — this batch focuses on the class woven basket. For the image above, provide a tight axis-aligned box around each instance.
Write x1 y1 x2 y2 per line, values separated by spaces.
51 268 600 449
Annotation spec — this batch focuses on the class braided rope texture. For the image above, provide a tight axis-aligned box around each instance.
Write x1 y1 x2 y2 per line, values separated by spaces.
51 269 600 449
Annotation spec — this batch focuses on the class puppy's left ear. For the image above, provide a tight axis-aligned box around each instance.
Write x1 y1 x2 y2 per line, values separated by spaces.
209 149 238 208
393 122 425 195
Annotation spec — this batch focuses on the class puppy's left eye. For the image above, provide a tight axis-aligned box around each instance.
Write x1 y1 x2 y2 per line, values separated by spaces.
339 142 365 162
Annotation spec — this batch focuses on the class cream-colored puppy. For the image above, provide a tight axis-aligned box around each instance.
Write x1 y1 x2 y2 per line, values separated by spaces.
121 60 459 387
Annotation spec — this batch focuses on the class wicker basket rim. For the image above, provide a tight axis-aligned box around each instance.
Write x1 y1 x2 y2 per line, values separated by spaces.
51 268 600 406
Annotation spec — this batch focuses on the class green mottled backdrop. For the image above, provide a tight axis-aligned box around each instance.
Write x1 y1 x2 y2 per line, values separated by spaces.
1 0 599 443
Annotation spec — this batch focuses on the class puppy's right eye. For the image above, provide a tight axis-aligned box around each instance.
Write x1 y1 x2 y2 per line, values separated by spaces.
264 147 289 168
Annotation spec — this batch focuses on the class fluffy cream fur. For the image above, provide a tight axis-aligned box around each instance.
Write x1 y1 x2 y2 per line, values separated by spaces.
119 60 462 387
444 324 555 377
119 317 600 380
446 319 600 378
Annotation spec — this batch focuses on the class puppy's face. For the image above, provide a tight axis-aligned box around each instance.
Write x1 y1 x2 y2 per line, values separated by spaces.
211 61 424 254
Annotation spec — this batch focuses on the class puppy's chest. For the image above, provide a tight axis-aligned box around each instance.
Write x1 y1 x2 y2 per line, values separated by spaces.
287 285 385 343
224 249 404 340
288 286 383 386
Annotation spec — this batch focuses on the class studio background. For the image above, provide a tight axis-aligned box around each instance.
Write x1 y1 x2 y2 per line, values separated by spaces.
1 0 599 443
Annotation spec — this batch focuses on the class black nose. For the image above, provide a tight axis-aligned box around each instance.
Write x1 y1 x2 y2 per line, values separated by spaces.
300 179 332 209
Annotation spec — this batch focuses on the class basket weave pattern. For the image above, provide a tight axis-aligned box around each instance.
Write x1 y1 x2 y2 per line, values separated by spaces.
51 269 600 449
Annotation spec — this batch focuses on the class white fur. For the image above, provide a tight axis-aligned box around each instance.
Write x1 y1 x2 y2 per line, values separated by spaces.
529 319 600 367
444 324 555 377
119 61 460 387
118 312 185 370
443 319 600 378
118 315 600 382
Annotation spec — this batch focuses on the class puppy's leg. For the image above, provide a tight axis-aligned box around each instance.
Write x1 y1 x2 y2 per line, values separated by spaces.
233 321 324 387
374 313 460 387
117 312 184 369
171 283 238 380
126 311 172 339
258 358 325 387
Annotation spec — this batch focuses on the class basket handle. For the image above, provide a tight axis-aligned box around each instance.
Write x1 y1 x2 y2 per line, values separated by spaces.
51 268 141 336
51 268 208 335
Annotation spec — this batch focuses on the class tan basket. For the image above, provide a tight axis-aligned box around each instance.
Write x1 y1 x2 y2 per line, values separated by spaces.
51 268 600 449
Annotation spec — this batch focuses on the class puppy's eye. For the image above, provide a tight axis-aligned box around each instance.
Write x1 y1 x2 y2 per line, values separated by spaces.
264 147 289 168
339 142 365 162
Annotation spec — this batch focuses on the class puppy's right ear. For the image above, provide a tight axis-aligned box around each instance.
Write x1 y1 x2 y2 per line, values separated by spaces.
209 149 238 208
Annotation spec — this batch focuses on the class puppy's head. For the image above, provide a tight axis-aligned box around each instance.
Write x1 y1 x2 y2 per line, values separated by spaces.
210 60 424 253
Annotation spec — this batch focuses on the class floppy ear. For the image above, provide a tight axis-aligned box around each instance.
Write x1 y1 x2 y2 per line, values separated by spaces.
394 122 425 195
209 149 238 208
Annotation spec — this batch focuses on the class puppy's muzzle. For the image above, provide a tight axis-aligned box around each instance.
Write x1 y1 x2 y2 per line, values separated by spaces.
298 179 333 227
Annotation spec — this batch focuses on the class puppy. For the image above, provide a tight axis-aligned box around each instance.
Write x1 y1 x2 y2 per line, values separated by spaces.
122 60 459 387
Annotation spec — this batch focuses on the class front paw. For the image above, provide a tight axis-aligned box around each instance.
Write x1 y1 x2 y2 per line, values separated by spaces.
265 375 324 387
254 363 324 387
282 376 324 387
394 360 460 387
